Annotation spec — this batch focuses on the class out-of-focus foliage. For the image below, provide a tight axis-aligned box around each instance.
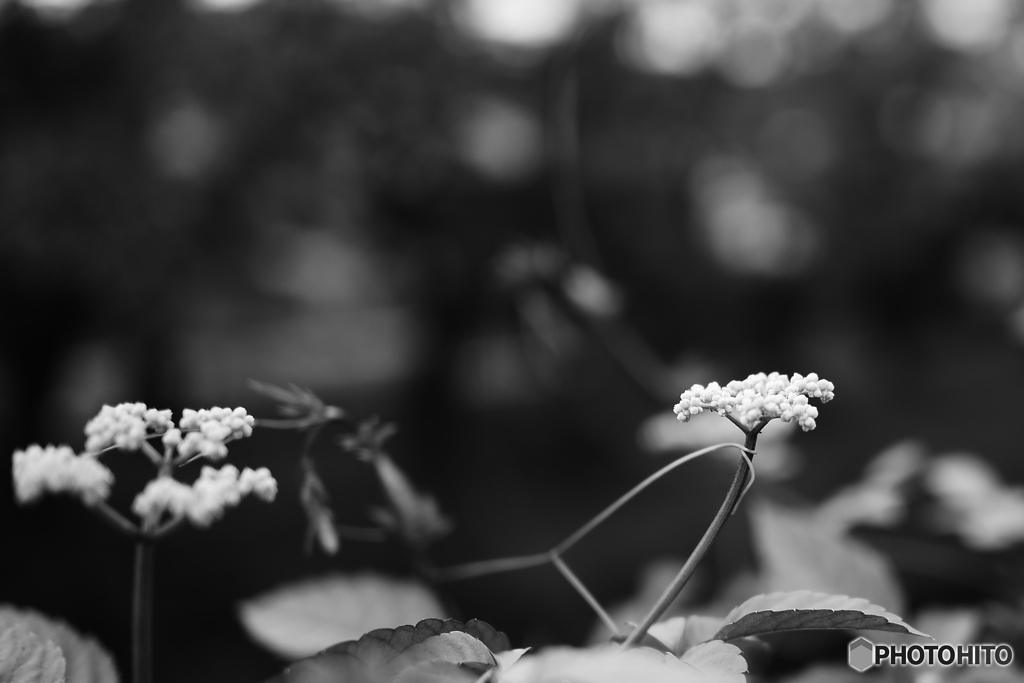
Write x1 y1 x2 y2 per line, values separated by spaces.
0 624 66 683
5 0 1024 420
6 0 1024 681
0 605 118 683
262 617 508 683
238 573 445 660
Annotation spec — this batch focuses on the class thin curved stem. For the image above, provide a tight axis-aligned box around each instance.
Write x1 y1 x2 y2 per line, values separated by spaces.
621 425 766 648
552 556 618 637
428 552 553 583
428 441 757 640
430 443 748 583
552 442 751 557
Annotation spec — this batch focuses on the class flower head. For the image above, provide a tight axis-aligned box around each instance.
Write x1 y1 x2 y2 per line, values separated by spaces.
132 465 277 527
673 372 834 431
13 444 114 506
84 403 173 453
173 407 255 461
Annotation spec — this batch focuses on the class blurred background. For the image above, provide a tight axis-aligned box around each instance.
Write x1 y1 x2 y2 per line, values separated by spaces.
4 0 1024 680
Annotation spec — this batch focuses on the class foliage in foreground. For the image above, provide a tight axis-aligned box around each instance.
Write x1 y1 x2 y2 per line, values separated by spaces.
7 372 1022 682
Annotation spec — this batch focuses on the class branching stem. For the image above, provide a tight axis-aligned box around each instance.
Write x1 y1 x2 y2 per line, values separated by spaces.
552 555 618 636
621 420 769 648
428 441 753 631
91 500 141 538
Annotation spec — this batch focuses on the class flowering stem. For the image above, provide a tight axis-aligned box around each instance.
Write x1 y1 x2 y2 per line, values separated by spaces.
132 538 155 683
621 422 767 648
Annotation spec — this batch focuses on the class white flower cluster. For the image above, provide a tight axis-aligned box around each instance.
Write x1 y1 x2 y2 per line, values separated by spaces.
12 444 114 506
132 465 277 527
162 407 255 461
673 372 835 431
84 403 174 453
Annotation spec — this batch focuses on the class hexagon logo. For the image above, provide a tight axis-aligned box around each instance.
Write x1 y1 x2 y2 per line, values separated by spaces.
848 637 875 672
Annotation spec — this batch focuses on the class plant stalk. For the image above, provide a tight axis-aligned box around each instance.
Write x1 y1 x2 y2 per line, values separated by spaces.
133 538 155 683
622 424 765 648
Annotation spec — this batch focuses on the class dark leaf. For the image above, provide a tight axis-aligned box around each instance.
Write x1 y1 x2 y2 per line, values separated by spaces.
712 591 929 642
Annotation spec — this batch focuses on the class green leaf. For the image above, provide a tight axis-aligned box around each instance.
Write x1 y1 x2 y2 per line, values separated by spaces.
0 605 118 683
0 624 66 683
749 499 905 614
265 618 509 683
240 574 446 660
678 640 747 683
711 591 929 642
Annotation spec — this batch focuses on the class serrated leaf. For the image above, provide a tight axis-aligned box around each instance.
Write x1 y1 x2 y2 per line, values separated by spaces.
750 500 905 615
382 632 496 681
0 625 67 683
712 591 929 642
265 618 509 683
324 618 510 663
649 616 726 657
0 605 118 683
679 640 746 683
500 645 739 683
240 574 446 660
